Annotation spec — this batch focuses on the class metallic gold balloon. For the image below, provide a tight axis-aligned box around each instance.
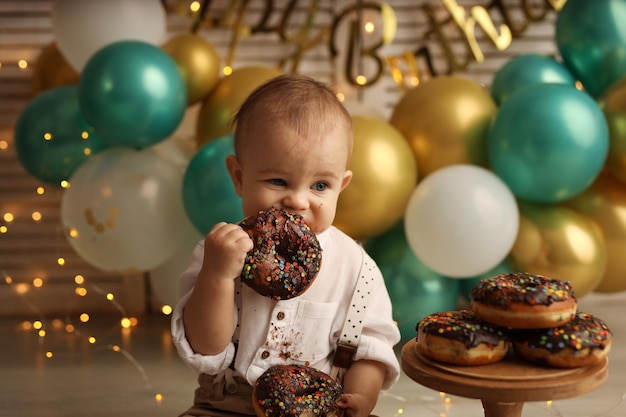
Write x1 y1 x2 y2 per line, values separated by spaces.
389 76 497 178
566 173 626 293
335 115 418 241
195 66 282 146
32 42 80 93
599 77 626 185
510 202 606 297
162 33 221 105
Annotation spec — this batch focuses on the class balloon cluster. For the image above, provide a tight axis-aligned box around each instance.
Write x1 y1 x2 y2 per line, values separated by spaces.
11 0 626 339
12 0 285 307
360 0 626 339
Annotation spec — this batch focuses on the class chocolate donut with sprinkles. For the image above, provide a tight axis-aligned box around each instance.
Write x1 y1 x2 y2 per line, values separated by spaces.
416 310 511 366
253 364 344 417
470 272 577 329
239 207 322 300
512 312 612 368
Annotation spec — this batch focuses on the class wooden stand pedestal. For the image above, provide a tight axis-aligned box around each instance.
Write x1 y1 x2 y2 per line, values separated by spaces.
401 339 608 417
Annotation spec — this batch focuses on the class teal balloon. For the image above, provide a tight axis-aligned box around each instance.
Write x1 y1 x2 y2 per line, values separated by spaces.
14 85 110 185
488 83 609 203
556 0 626 98
491 54 576 105
365 221 460 341
458 258 514 303
182 135 243 235
79 40 187 149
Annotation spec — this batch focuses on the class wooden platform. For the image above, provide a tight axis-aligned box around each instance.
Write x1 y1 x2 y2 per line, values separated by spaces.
401 339 609 417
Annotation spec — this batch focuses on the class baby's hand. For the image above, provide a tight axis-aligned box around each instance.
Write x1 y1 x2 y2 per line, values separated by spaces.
336 393 371 417
202 222 253 281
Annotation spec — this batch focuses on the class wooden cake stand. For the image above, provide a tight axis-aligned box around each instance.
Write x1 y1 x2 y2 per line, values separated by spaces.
401 339 608 417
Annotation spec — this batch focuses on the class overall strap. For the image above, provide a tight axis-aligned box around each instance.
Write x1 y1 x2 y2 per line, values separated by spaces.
330 249 376 379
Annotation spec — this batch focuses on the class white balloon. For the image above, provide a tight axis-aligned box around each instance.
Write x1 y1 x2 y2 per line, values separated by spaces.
404 165 519 278
150 216 202 307
61 147 188 273
51 0 167 71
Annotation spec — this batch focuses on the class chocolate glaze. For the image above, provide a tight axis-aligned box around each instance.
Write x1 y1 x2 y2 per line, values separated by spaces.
255 364 343 417
469 272 576 308
239 207 322 300
513 312 612 353
417 310 510 349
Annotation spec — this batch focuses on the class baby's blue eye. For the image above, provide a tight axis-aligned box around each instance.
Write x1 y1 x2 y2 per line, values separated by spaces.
269 178 287 186
312 182 328 192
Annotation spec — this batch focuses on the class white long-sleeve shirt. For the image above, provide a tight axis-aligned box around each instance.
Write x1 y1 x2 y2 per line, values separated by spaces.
171 225 401 389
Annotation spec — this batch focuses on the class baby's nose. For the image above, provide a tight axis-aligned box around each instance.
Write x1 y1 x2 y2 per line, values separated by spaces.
282 192 309 211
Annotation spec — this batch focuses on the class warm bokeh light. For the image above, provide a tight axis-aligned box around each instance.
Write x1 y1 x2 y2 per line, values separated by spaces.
80 313 90 323
155 393 163 403
223 66 232 76
60 180 70 188
0 140 7 150
65 324 75 333
88 336 96 344
33 278 43 288
120 317 132 328
36 186 45 195
161 305 173 315
18 59 28 69
3 212 14 222
38 329 46 337
32 211 42 221
106 293 115 301
45 351 53 358
33 320 43 330
75 287 87 296
74 274 85 285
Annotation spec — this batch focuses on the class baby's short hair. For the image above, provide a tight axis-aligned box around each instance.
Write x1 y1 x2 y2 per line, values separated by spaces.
232 74 353 155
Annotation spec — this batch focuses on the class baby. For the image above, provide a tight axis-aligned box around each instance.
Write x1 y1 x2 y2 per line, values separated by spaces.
171 74 400 417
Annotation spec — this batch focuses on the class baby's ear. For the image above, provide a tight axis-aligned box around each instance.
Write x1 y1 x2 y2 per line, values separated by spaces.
340 170 353 192
225 154 244 197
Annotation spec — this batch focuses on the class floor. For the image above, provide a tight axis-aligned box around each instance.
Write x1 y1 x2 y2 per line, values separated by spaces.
2 292 625 417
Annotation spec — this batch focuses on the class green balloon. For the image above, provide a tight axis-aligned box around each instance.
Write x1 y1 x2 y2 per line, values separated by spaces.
182 135 243 235
79 40 187 148
366 221 460 341
14 85 110 185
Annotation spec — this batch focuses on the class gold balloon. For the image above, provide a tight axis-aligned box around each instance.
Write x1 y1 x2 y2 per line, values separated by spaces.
599 76 626 185
335 115 418 241
566 173 626 293
196 66 282 146
162 33 221 105
510 202 606 298
32 42 80 93
389 76 497 178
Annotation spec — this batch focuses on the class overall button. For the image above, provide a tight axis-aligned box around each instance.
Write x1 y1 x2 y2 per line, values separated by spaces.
261 350 270 359
277 311 285 320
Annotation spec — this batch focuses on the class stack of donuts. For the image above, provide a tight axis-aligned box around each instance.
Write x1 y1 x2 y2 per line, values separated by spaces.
416 272 613 368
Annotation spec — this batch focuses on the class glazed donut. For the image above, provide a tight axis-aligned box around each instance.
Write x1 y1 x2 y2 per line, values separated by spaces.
512 312 612 368
253 364 343 417
416 310 510 366
469 273 577 329
239 207 322 300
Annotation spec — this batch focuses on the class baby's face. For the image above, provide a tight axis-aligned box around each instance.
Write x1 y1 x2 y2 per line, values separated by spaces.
229 124 352 234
